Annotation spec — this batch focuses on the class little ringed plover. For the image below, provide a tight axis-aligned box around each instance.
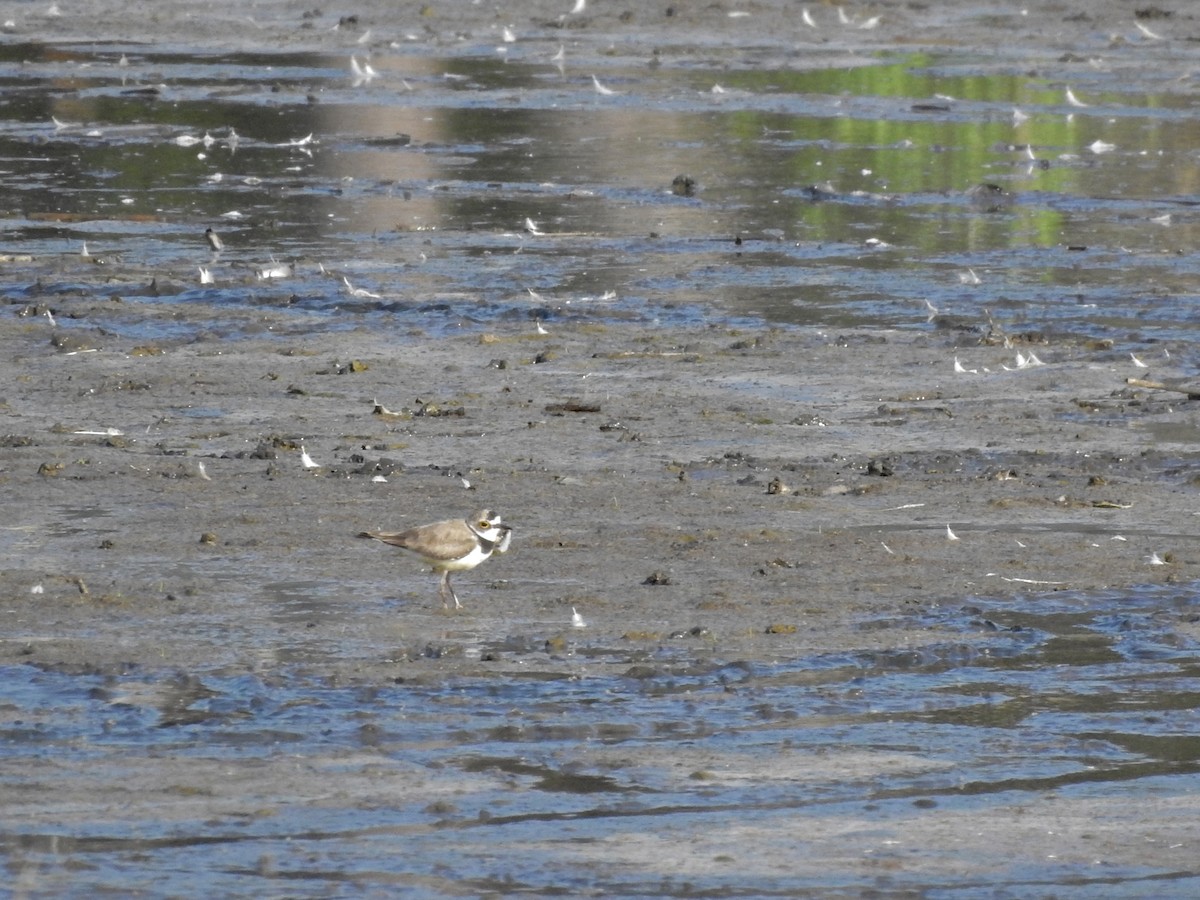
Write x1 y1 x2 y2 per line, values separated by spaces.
358 509 512 609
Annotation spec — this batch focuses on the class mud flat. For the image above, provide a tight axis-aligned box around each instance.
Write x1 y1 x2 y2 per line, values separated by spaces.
5 0 1200 895
6 297 1200 894
3 302 1198 675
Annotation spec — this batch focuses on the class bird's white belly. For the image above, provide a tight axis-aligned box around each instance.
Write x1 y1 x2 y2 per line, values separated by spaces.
434 543 492 573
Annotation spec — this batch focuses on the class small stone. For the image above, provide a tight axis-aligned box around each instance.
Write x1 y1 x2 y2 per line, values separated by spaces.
51 333 93 353
671 174 696 196
866 458 895 477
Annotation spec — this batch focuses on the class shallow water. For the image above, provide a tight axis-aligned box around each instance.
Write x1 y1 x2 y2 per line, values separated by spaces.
6 29 1200 896
4 582 1200 896
1 42 1198 344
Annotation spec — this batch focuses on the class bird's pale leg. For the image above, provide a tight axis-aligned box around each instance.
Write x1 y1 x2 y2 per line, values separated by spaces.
439 571 463 609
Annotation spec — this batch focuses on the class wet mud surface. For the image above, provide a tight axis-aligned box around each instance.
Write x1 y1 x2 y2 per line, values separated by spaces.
4 1 1200 896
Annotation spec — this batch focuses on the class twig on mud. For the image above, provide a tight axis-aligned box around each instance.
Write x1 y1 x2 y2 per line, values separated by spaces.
1126 377 1200 400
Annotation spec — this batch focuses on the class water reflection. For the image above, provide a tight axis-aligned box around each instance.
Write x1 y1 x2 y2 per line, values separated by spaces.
3 581 1200 894
0 48 1196 339
4 26 1200 895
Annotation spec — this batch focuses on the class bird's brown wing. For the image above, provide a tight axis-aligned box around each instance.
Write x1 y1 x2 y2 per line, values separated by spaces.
358 519 477 561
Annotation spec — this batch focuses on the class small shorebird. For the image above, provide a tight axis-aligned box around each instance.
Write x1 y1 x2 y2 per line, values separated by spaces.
358 510 512 609
204 228 224 252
